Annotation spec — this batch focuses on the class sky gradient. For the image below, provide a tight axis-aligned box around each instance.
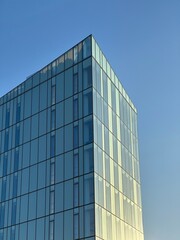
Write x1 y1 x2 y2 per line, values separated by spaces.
1 1 180 239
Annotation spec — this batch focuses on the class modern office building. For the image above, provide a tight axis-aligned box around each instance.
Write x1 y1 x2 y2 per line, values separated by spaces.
0 35 144 240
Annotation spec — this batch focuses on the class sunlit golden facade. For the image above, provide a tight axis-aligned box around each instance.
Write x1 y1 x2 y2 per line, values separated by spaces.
92 37 144 240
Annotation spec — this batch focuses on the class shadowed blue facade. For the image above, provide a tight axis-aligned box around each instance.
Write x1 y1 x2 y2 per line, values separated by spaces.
0 35 144 240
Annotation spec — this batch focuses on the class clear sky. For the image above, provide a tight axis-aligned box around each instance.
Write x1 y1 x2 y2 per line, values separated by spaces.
1 1 180 239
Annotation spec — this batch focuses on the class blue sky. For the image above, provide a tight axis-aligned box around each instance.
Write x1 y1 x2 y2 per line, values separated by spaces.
1 1 180 239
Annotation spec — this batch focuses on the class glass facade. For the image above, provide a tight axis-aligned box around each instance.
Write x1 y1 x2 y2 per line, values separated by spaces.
0 35 144 240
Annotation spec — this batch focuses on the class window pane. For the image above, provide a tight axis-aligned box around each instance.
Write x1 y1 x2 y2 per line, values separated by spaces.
84 204 94 237
65 68 73 98
83 58 92 89
65 49 73 68
73 73 78 94
84 116 93 145
73 125 79 149
74 182 79 207
84 144 93 174
84 173 94 204
56 55 64 74
50 191 55 214
83 36 91 59
51 86 56 105
28 192 37 220
73 153 79 177
74 213 79 239
50 133 56 158
83 89 92 116
73 98 78 121
50 221 54 240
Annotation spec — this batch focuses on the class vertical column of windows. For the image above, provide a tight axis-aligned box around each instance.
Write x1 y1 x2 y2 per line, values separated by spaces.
50 78 55 240
73 59 81 240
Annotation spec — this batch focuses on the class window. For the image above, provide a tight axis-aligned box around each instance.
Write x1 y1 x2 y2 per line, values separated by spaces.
73 73 78 94
106 183 111 212
4 130 9 152
56 55 64 74
11 199 17 225
74 46 78 64
84 144 93 174
15 125 20 147
52 61 56 76
16 102 21 122
51 108 56 130
50 162 55 185
38 135 47 162
65 49 73 68
84 116 93 144
5 109 10 128
14 149 19 172
3 155 8 176
84 174 94 204
73 153 79 177
10 226 15 240
74 181 79 207
12 173 18 197
83 89 92 116
50 190 55 214
0 203 5 228
84 204 94 237
51 86 56 105
83 58 92 89
73 98 78 120
29 165 37 192
0 230 3 240
74 213 79 239
49 221 54 240
1 178 7 201
83 36 91 59
50 133 56 158
73 124 79 149
65 68 73 98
